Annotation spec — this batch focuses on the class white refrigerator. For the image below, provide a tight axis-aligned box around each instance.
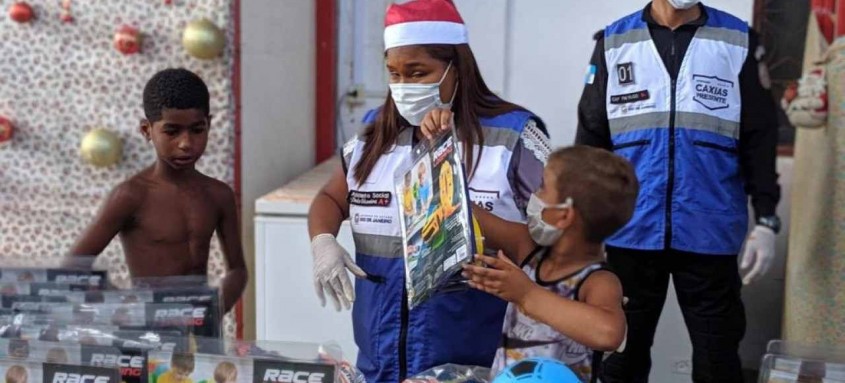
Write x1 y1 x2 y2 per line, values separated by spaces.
254 157 359 362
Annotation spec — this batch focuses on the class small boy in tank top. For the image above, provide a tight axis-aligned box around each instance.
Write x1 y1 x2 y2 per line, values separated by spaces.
464 145 638 382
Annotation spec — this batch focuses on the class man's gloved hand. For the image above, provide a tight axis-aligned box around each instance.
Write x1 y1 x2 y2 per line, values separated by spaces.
740 225 777 285
311 233 367 311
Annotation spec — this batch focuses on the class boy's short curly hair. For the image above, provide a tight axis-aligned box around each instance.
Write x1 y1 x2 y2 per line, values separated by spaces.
143 68 209 122
548 146 639 243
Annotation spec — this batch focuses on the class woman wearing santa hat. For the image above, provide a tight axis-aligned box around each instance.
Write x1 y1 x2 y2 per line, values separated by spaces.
307 0 550 381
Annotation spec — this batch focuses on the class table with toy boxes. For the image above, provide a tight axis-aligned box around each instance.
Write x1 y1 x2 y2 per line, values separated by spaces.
0 263 366 383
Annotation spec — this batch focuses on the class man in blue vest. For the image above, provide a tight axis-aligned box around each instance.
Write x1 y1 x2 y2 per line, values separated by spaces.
576 1 781 382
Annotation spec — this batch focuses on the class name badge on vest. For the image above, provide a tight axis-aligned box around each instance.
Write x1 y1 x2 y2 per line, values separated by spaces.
693 74 733 110
616 62 635 85
610 90 650 104
348 191 392 207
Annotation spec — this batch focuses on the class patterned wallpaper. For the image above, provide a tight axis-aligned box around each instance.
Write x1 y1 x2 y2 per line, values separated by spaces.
0 0 236 336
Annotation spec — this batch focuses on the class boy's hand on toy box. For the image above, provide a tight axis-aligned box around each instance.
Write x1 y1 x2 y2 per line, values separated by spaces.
462 251 535 305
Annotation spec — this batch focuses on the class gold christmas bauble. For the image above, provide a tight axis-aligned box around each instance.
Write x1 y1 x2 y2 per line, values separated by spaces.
182 18 225 59
80 128 122 168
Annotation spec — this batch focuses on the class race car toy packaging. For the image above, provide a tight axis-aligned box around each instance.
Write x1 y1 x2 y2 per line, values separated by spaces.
0 339 82 364
129 276 209 289
149 351 251 383
71 303 196 332
7 303 193 329
148 350 332 383
0 272 221 339
28 283 222 338
128 277 223 338
111 330 187 353
1 276 105 299
147 339 365 383
0 264 108 290
757 353 845 382
0 359 45 383
0 262 108 308
0 322 190 383
756 340 845 382
2 292 67 309
3 322 120 344
80 340 166 383
0 354 121 383
394 129 477 309
0 303 194 339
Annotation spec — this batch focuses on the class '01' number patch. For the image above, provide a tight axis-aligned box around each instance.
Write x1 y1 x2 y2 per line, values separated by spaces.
617 62 635 85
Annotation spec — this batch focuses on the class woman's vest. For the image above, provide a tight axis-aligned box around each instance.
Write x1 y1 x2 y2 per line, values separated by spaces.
342 108 544 382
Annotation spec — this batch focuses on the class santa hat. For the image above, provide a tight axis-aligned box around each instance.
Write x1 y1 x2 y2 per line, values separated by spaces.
384 0 468 50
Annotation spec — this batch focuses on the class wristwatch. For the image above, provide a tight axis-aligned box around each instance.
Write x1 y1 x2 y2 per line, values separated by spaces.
758 215 782 234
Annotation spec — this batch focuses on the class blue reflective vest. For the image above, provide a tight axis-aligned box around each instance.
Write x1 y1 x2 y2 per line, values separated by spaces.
342 108 545 382
603 6 749 255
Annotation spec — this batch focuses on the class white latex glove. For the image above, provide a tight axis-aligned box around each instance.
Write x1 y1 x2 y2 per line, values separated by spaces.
311 233 367 311
740 225 776 285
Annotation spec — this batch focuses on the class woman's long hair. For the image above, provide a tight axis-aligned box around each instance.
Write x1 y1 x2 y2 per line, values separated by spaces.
352 44 527 184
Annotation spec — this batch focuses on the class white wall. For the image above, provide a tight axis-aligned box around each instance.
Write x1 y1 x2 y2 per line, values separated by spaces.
241 0 316 340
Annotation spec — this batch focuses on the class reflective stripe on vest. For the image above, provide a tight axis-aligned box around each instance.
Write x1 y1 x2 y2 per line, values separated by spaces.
605 14 746 139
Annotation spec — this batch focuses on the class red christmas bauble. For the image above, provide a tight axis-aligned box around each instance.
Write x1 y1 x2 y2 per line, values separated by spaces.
8 2 34 23
114 25 142 55
0 116 14 144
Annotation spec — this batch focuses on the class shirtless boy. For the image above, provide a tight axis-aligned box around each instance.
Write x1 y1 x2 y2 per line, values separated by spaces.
69 68 247 313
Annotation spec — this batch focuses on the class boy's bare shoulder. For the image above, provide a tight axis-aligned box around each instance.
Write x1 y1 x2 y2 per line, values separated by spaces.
586 269 621 286
107 171 153 209
199 175 236 206
578 268 623 301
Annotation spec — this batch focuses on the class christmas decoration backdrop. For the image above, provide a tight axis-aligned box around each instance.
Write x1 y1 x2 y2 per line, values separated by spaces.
0 0 236 336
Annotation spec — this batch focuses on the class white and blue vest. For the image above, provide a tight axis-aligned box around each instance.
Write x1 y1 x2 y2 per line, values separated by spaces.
342 108 544 383
604 6 749 255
